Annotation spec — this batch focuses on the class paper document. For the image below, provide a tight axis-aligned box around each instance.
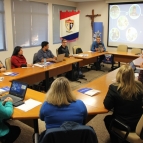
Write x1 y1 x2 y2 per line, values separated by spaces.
3 72 19 76
78 88 100 96
0 86 10 94
16 98 42 112
34 62 53 67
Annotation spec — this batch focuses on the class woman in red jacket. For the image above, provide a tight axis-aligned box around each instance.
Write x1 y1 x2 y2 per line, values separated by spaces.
11 46 33 69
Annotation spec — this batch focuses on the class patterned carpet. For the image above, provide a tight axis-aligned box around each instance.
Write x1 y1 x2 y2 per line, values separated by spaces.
9 64 113 143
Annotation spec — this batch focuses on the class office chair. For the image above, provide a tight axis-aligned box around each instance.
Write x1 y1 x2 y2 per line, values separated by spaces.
109 115 143 143
33 53 38 64
131 48 141 55
36 121 98 143
111 44 128 70
5 57 11 70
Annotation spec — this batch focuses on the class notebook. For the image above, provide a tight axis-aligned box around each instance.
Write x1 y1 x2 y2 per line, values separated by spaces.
55 54 65 63
1 80 28 105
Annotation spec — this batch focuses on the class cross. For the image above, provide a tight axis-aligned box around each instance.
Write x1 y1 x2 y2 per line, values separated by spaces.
86 9 101 32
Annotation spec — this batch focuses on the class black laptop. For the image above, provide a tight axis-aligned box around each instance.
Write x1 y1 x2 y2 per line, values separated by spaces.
1 80 28 105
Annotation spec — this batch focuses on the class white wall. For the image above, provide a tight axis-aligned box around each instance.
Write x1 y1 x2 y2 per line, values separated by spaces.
1 0 77 64
76 1 116 52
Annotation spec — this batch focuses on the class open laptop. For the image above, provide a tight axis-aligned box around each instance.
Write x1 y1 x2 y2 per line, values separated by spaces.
98 43 103 52
55 53 65 63
129 61 142 73
1 80 28 105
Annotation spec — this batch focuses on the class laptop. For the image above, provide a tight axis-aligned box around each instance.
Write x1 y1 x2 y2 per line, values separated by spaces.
1 80 28 105
129 61 142 73
98 43 103 52
55 53 65 63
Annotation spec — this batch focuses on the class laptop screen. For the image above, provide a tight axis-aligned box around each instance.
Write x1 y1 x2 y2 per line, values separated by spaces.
9 80 28 98
129 61 136 71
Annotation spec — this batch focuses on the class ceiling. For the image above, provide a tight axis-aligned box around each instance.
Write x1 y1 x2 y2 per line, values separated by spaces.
66 0 103 2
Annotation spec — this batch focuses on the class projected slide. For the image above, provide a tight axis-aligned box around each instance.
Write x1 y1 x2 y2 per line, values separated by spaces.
108 3 143 48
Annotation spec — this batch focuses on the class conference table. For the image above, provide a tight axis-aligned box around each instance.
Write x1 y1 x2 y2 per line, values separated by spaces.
0 57 82 90
73 51 139 70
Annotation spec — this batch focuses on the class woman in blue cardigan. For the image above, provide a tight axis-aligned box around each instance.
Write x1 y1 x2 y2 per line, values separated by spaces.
40 77 87 130
0 97 21 143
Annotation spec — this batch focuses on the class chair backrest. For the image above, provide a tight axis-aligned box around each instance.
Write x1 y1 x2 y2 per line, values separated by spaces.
5 57 11 70
72 45 81 54
131 48 142 55
136 115 143 139
39 121 98 143
33 53 37 64
117 45 128 52
56 49 58 56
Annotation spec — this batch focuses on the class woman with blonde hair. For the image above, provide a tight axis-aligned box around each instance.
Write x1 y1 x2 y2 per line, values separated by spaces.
104 65 143 143
39 77 87 129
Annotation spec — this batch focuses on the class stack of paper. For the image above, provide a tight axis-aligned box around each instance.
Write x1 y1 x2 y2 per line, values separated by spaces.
16 98 42 112
0 86 10 94
3 72 19 76
78 88 100 96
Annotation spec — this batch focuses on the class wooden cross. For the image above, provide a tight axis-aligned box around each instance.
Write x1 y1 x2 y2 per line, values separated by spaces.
86 9 101 32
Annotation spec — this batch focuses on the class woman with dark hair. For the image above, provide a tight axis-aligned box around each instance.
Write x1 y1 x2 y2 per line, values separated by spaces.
11 46 33 69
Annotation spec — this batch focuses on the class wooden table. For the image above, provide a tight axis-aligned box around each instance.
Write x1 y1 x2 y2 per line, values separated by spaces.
73 51 107 67
0 58 82 90
108 51 139 69
73 69 118 121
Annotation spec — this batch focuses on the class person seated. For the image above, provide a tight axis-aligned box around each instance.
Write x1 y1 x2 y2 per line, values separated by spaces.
11 46 33 69
0 61 6 72
0 97 21 143
58 39 85 78
91 36 106 70
39 77 87 130
103 65 143 143
138 62 143 84
36 41 57 63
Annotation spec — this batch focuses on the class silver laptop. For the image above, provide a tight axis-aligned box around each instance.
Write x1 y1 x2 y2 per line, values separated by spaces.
1 80 28 105
55 53 65 63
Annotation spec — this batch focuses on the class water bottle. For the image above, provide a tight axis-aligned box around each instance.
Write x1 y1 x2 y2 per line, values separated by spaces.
44 58 46 68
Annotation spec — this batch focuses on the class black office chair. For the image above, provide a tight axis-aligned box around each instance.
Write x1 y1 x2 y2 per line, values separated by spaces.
36 121 98 143
33 53 38 64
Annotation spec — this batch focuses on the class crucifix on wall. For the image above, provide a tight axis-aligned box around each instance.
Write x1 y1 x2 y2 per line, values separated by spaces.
86 9 101 33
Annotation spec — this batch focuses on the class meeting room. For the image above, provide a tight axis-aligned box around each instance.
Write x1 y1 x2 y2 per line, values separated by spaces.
0 0 143 143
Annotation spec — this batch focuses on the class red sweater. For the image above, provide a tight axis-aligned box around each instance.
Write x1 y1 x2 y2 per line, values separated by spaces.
11 55 27 69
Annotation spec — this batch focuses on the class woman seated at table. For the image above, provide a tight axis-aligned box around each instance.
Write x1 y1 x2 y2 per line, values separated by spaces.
11 46 33 69
40 77 87 129
0 61 6 72
0 97 21 143
103 65 143 143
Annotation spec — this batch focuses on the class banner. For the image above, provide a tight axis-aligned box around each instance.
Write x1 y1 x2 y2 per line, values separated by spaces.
60 11 80 42
93 22 103 41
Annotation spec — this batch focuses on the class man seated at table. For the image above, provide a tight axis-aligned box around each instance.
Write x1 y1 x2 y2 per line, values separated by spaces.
0 61 6 72
58 39 85 78
36 41 57 63
91 36 106 70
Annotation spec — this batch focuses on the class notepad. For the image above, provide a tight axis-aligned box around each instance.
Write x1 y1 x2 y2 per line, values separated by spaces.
16 98 42 112
0 86 10 94
3 72 19 76
78 88 100 96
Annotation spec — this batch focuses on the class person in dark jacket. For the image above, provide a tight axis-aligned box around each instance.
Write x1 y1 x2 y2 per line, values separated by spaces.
11 46 33 69
104 64 143 143
58 39 70 57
